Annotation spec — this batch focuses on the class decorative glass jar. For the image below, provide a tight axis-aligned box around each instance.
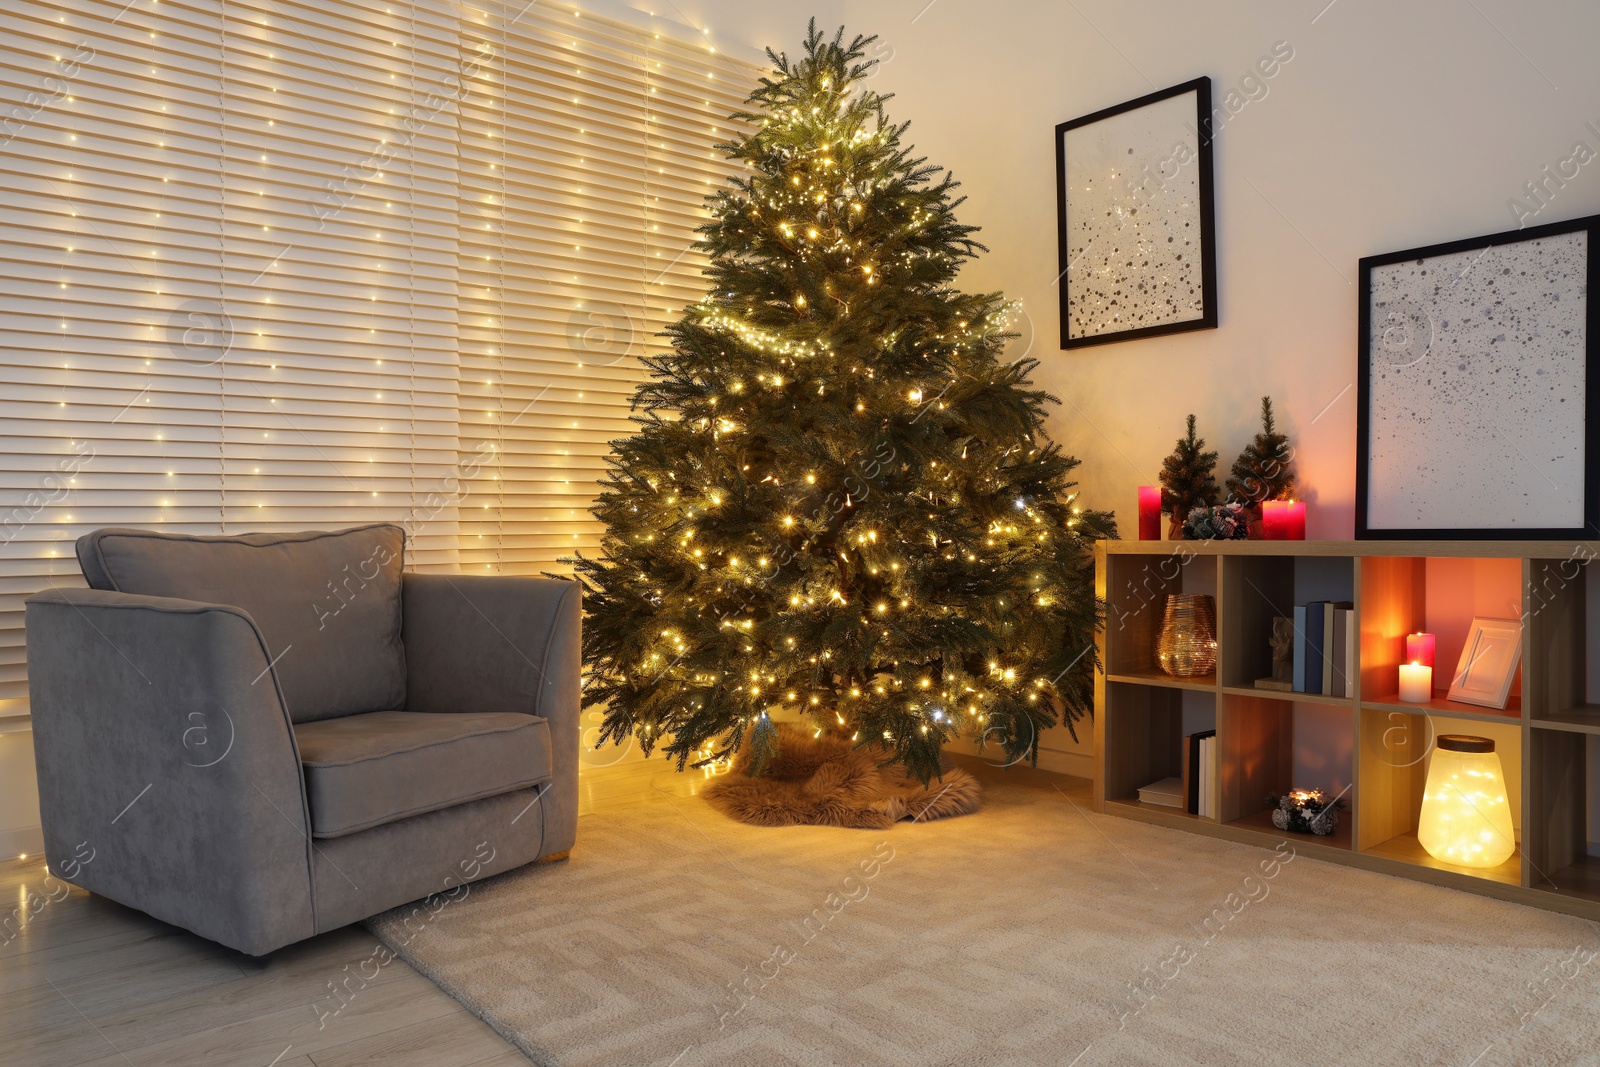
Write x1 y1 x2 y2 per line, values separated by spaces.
1156 593 1217 678
1418 734 1515 869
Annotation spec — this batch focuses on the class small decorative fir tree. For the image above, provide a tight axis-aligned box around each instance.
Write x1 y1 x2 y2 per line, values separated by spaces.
1226 396 1295 510
573 24 1116 784
1159 414 1219 538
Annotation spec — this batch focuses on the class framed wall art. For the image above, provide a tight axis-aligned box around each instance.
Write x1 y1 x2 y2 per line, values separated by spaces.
1356 213 1600 540
1054 76 1217 349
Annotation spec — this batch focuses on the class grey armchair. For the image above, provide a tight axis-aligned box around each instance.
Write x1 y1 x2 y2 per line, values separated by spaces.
25 524 579 956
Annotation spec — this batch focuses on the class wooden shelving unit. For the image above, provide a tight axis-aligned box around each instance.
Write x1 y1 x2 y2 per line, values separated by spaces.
1095 539 1600 920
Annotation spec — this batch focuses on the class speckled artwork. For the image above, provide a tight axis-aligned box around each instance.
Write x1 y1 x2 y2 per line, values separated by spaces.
1366 229 1588 530
1061 90 1206 341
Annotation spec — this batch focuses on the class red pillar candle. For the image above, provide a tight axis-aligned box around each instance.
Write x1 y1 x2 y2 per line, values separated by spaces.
1406 632 1436 668
1284 500 1306 540
1138 486 1161 540
1261 500 1287 540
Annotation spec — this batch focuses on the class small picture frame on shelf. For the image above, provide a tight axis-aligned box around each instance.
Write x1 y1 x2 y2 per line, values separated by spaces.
1054 77 1218 349
1445 617 1523 709
1356 213 1600 540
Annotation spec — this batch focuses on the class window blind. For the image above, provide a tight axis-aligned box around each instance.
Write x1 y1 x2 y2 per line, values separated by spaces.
0 0 761 704
457 4 757 574
0 0 234 703
215 0 463 568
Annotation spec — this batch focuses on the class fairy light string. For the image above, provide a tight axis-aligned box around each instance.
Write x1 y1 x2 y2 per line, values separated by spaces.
573 23 1115 785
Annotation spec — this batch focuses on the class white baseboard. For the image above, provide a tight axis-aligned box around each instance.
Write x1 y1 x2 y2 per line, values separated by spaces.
0 824 44 859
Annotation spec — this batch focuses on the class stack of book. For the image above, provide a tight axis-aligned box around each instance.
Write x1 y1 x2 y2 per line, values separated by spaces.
1187 730 1216 817
1196 729 1216 825
1293 601 1356 697
1136 731 1218 817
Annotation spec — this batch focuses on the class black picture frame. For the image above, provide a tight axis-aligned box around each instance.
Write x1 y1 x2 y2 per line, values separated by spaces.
1355 213 1600 540
1054 77 1218 350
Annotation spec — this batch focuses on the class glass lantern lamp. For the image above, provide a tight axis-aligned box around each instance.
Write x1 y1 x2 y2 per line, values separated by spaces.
1417 735 1515 869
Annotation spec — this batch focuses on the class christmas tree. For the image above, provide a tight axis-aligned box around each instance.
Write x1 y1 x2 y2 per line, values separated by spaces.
573 24 1115 785
1226 396 1295 508
1159 414 1219 538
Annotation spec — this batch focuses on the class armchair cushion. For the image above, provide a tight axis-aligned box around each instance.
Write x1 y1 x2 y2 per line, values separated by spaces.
76 524 406 723
293 710 552 839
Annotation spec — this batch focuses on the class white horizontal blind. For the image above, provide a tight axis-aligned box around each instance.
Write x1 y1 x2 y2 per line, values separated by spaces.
457 5 758 574
216 0 462 568
0 0 760 702
0 0 463 700
0 0 228 700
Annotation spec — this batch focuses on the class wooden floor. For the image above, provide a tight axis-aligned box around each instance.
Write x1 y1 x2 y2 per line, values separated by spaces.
0 856 529 1067
2 755 1076 1066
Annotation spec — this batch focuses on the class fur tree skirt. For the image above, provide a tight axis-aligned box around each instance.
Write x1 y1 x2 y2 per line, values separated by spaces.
703 723 982 829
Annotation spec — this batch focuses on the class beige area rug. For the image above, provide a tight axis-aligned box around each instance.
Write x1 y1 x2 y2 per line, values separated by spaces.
367 768 1600 1067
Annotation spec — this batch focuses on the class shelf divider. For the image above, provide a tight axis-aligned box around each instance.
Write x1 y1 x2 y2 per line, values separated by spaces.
1105 670 1216 693
1360 693 1522 724
1226 806 1353 851
1364 831 1522 888
1531 707 1600 735
1220 685 1352 708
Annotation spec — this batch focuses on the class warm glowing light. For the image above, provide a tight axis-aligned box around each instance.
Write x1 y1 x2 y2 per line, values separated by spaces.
1417 735 1515 869
1398 662 1432 703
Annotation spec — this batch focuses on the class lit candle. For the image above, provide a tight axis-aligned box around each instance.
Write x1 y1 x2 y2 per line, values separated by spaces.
1261 500 1287 540
1138 486 1161 540
1398 662 1433 703
1405 632 1436 668
1284 500 1306 540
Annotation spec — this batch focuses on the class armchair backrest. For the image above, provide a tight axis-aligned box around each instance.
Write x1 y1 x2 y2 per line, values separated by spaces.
76 524 407 723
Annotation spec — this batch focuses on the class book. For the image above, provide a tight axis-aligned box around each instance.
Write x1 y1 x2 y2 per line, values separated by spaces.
1346 610 1358 698
1304 601 1328 695
1329 608 1347 697
1182 734 1195 813
1329 605 1355 697
1185 729 1215 815
1293 605 1308 693
1138 776 1184 808
1324 602 1353 696
1200 736 1215 819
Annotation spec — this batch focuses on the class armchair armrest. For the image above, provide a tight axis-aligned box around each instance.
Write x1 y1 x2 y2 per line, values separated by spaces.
25 587 315 955
401 573 580 720
400 573 581 855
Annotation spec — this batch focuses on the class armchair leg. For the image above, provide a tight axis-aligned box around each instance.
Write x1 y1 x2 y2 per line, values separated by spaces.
537 850 571 863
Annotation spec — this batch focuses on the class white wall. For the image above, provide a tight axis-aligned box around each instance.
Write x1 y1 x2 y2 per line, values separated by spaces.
630 0 1600 773
640 0 1600 535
